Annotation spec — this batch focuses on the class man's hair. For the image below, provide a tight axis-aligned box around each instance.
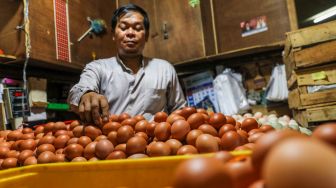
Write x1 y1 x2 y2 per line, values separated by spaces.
111 4 150 36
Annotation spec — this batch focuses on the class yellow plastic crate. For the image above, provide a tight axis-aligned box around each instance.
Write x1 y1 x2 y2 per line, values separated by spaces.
0 150 251 188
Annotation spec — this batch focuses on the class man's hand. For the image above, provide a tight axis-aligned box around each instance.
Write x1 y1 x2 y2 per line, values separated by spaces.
79 91 109 125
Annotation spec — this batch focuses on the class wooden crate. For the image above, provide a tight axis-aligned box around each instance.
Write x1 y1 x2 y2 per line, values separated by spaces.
292 103 336 127
283 20 336 78
287 64 336 109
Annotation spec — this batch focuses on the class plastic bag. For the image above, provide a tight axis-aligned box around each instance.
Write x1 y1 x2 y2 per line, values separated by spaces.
213 68 250 115
265 64 288 101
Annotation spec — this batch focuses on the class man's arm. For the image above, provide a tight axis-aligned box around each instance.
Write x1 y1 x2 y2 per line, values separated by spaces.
67 62 109 125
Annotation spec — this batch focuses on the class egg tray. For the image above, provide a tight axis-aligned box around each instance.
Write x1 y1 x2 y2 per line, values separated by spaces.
0 150 251 188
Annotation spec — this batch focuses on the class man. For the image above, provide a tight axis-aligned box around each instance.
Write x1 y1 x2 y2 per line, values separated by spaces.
68 4 186 125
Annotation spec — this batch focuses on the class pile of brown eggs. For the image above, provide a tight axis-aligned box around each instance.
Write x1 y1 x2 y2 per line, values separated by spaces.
0 106 307 171
173 122 336 188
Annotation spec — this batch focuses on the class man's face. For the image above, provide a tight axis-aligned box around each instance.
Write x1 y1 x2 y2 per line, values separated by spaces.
113 11 147 57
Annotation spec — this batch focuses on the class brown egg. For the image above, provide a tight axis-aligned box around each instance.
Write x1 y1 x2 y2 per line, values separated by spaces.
165 139 182 155
127 153 148 159
312 122 336 148
259 125 274 133
94 135 107 142
18 139 36 151
186 129 203 146
18 150 34 164
173 157 232 188
118 113 131 122
21 133 35 140
7 131 23 141
23 156 37 166
248 132 265 143
237 129 249 139
171 120 191 141
0 146 10 159
176 145 198 155
154 122 171 141
36 144 55 156
223 157 258 188
38 135 55 146
71 156 87 162
38 151 56 164
55 154 66 162
11 140 22 150
0 130 11 139
146 122 157 137
95 140 114 159
55 148 64 154
187 113 205 129
213 151 234 163
20 128 30 134
1 158 18 169
67 137 79 145
252 130 304 176
107 131 118 146
209 113 227 129
54 130 68 137
54 135 70 149
69 120 80 130
221 131 241 151
198 124 218 137
196 108 207 114
64 144 84 160
117 125 134 144
147 141 171 157
34 126 44 135
181 106 197 119
72 125 84 138
134 132 149 141
166 114 185 125
126 136 147 155
219 124 236 137
134 114 145 122
235 122 242 130
154 111 168 123
44 122 55 133
225 116 236 126
121 118 137 128
234 145 249 151
35 133 44 139
263 138 336 188
54 121 67 131
106 150 126 160
102 122 121 135
6 150 20 158
84 125 102 140
83 141 97 160
109 114 119 122
89 157 99 161
77 136 92 148
241 118 259 132
134 120 148 133
248 129 262 136
2 141 13 149
196 134 219 153
114 144 126 153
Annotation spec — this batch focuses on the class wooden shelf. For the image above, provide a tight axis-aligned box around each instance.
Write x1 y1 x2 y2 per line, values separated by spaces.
174 41 285 66
0 54 18 63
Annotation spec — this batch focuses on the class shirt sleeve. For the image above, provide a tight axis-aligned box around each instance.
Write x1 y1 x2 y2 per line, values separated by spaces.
166 64 187 113
67 62 101 112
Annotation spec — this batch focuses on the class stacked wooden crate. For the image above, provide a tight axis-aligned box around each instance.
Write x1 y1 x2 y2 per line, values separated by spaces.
284 20 336 127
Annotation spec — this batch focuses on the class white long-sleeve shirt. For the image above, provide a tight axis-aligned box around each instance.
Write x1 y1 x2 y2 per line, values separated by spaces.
67 56 186 120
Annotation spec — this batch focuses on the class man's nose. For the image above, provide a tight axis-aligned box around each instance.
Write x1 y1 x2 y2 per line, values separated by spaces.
126 28 135 37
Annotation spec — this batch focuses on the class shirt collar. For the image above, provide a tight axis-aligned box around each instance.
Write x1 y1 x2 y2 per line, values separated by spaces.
116 54 145 74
